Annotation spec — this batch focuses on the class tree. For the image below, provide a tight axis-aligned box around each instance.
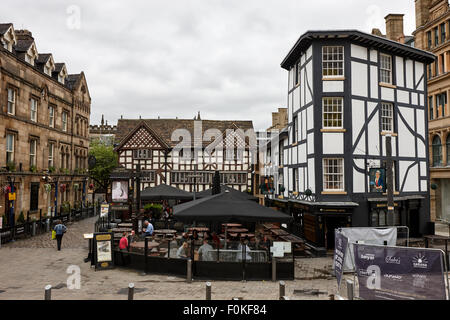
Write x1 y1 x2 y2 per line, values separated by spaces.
89 139 118 191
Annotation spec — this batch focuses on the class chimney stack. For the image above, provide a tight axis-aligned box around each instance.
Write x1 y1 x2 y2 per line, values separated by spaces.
385 14 405 44
415 0 432 29
14 29 33 41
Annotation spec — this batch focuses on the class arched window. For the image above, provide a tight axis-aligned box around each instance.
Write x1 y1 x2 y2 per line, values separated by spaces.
432 135 442 166
447 135 450 164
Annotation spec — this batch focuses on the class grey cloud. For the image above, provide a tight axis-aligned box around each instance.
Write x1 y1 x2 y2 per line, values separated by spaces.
0 0 415 130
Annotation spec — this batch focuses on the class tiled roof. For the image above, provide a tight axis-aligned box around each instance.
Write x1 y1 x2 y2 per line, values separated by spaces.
54 63 65 73
14 39 34 52
0 23 12 35
36 53 52 64
115 118 254 148
65 74 81 90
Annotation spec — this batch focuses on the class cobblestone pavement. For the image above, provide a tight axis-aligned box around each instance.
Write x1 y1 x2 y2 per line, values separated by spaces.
0 217 339 300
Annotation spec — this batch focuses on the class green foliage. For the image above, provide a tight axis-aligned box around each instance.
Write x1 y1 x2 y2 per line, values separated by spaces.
143 203 163 219
48 166 56 173
30 165 37 173
6 162 16 172
61 202 71 213
17 211 25 224
89 139 118 189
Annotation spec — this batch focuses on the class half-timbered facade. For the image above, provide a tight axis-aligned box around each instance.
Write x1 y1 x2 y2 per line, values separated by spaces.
114 118 255 194
264 30 435 249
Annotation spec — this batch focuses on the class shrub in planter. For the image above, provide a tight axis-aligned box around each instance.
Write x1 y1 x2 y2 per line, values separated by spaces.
30 165 37 173
48 166 56 173
17 211 25 224
6 162 16 172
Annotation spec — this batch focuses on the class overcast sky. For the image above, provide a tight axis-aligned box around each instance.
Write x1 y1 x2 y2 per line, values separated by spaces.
1 0 416 130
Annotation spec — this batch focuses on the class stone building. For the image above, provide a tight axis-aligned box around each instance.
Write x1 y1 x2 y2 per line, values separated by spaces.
413 0 450 223
89 114 117 146
263 29 434 250
0 23 91 224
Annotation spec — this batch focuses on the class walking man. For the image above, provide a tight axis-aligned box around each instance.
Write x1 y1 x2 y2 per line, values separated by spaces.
53 220 67 251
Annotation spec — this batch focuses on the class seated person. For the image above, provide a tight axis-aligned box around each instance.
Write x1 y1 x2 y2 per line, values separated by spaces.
190 230 199 241
140 220 154 238
176 242 189 259
197 239 214 261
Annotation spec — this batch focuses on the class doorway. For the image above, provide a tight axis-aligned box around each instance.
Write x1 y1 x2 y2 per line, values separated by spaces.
324 216 349 249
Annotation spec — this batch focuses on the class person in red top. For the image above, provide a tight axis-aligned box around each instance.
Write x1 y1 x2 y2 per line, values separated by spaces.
119 232 129 266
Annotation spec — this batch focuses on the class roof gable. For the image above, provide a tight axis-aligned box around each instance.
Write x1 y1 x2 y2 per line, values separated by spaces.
115 121 170 151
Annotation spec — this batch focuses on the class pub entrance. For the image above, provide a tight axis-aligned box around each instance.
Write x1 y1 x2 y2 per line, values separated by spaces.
324 215 351 250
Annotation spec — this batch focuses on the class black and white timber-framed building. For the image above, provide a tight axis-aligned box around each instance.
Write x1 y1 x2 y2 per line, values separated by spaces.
113 117 255 197
263 30 436 250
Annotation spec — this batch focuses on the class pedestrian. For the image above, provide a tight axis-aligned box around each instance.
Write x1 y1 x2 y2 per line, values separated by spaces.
53 219 67 251
198 239 214 261
119 232 130 266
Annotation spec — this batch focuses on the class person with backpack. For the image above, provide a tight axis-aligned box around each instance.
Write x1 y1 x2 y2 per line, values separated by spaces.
53 220 67 251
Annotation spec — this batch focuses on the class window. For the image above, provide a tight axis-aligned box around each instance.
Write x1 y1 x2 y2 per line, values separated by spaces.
6 133 14 164
447 135 450 164
428 63 432 78
30 183 39 212
427 31 432 49
295 62 300 86
437 92 447 117
293 168 299 192
380 54 392 84
25 54 34 65
58 74 65 84
441 54 446 74
48 143 54 168
30 139 37 167
141 170 156 183
381 103 394 133
435 27 439 46
220 172 247 185
323 97 343 129
7 88 15 115
292 116 298 142
30 98 38 122
441 23 446 44
133 149 151 159
62 111 68 132
432 135 442 167
49 105 55 128
322 46 344 77
323 158 344 191
429 96 434 120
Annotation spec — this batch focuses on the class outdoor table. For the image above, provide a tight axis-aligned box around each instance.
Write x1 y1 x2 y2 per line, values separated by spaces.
118 223 133 228
188 227 210 232
222 223 242 228
129 240 160 253
270 228 289 236
424 235 449 268
153 229 177 236
227 228 249 233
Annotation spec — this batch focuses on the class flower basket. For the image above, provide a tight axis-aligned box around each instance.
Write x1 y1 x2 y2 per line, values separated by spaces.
44 184 52 193
60 184 67 192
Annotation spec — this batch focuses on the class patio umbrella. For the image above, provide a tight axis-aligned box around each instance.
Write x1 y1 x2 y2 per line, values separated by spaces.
196 185 259 202
140 184 194 201
173 190 292 223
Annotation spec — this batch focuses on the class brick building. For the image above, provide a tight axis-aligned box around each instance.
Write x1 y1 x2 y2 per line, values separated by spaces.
0 23 91 224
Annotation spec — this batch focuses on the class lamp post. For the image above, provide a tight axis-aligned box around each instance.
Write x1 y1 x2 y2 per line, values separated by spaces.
7 175 15 238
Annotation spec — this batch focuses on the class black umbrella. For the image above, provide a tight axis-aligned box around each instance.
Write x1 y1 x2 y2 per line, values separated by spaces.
196 185 259 202
140 184 193 201
173 190 292 223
